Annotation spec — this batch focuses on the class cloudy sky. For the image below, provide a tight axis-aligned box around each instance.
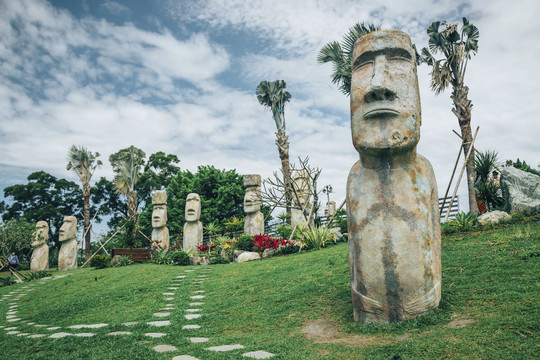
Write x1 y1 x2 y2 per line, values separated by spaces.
1 0 539 217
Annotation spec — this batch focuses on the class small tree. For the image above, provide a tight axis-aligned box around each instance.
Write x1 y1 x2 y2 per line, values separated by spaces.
0 219 35 264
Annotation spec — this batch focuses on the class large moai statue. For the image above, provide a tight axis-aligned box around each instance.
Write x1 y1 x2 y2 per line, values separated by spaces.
291 170 312 226
31 221 49 271
243 174 264 236
347 29 441 324
151 190 169 252
183 193 203 252
58 216 78 271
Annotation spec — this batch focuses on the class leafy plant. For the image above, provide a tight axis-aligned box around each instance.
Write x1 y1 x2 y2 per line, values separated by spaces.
299 226 336 250
171 251 190 266
89 254 110 269
209 256 230 265
204 220 222 237
0 219 36 262
252 234 294 252
25 270 51 281
0 276 16 287
277 212 291 225
114 256 133 267
237 234 254 251
151 250 172 265
224 216 244 233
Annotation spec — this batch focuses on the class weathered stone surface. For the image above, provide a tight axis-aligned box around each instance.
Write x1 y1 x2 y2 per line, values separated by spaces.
189 256 208 266
182 324 201 329
188 337 209 343
233 250 246 262
152 189 167 205
152 227 170 252
109 255 122 267
58 216 78 271
243 351 275 359
172 356 200 360
347 30 441 324
206 344 245 352
324 201 336 217
244 174 261 187
152 190 169 251
183 193 203 252
244 174 264 236
262 248 276 258
145 332 167 337
478 210 511 225
108 331 132 335
153 345 177 352
50 332 71 338
244 211 264 237
69 324 108 329
31 221 49 271
501 167 540 214
236 252 260 263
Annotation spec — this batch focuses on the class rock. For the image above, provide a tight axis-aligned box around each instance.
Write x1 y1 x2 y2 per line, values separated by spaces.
233 250 246 262
183 193 203 252
244 174 264 236
501 167 540 214
478 210 511 225
262 248 276 258
109 255 122 267
189 256 208 266
151 190 169 251
235 252 260 263
58 216 78 271
31 221 49 271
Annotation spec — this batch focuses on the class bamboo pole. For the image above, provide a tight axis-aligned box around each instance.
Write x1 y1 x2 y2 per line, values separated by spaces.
81 221 127 268
444 126 480 223
90 228 109 256
263 192 286 223
324 199 346 229
440 135 467 216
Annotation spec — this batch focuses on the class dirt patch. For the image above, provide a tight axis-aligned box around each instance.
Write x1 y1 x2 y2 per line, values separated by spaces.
302 319 393 347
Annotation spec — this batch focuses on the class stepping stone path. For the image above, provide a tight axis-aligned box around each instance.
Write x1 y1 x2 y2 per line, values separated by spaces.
1 266 276 358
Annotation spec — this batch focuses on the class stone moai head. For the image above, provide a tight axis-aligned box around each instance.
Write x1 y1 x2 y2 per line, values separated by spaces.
185 193 201 222
325 201 337 217
151 190 167 228
59 216 77 242
351 29 421 156
243 174 262 214
293 170 310 206
33 221 49 248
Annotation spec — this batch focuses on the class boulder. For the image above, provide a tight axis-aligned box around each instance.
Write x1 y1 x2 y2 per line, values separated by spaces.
478 210 511 225
235 252 260 263
501 167 540 214
109 255 122 267
262 248 276 258
232 250 246 262
189 256 209 266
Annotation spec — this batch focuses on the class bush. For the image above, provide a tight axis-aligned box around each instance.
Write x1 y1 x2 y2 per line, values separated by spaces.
274 244 301 256
89 254 110 269
26 270 51 281
152 250 173 265
299 226 336 250
237 235 254 251
171 251 190 266
0 276 15 287
253 234 295 252
209 256 230 265
114 256 133 267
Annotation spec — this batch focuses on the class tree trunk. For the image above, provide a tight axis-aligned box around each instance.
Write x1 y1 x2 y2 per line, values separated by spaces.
452 85 478 215
83 192 91 261
276 130 292 224
127 191 138 241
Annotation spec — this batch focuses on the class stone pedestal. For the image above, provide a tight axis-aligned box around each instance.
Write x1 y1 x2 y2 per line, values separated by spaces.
183 222 203 252
244 211 264 236
58 238 77 271
152 227 170 252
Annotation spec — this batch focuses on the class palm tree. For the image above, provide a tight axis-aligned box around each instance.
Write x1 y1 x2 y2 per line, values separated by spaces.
418 18 480 214
66 145 102 261
256 80 292 222
317 23 379 96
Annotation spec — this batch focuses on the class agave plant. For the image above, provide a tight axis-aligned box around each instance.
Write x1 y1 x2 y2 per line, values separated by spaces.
299 226 336 250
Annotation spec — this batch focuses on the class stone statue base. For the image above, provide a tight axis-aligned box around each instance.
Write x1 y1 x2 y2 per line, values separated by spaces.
244 211 264 236
183 221 203 252
58 238 78 271
31 244 49 271
152 227 170 252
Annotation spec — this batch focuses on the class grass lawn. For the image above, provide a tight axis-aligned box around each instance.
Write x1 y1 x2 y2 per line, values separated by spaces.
0 219 538 359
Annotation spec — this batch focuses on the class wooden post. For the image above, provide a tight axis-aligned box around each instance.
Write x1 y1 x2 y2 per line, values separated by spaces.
81 221 127 268
440 135 467 216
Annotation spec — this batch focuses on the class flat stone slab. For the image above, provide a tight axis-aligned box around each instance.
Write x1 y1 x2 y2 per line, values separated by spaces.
182 325 201 329
184 270 195 272
145 332 167 338
28 334 46 338
154 312 170 317
163 292 175 295
185 309 201 312
122 322 138 326
190 302 204 306
74 333 95 337
5 327 17 330
188 337 209 343
165 297 174 301
185 314 201 320
168 287 179 290
34 324 47 327
206 344 245 352
47 327 61 330
160 307 175 310
147 321 171 327
69 324 108 329
193 290 205 293
153 345 178 352
190 295 205 299
165 303 174 306
50 332 72 338
243 351 275 359
7 318 21 322
172 356 200 360
17 333 29 336
6 331 19 335
108 331 132 335
176 276 186 278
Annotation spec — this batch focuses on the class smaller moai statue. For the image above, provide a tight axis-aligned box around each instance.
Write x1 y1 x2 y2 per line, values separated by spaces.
325 201 337 217
243 174 264 236
151 190 169 252
58 216 78 271
31 221 49 271
291 169 312 226
183 193 203 252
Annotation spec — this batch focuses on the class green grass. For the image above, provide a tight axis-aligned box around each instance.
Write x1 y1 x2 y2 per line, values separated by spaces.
1 219 538 359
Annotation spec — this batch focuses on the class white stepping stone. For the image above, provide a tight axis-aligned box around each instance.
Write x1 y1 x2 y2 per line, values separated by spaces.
50 332 71 338
145 332 167 338
28 334 46 338
188 337 209 343
6 315 17 319
176 276 186 278
165 303 174 306
17 333 29 336
7 318 21 322
172 356 200 360
167 287 179 290
182 325 201 330
243 350 275 359
185 309 201 312
153 345 177 352
160 307 175 311
74 333 95 337
47 327 61 330
154 312 170 317
184 270 195 272
165 297 174 301
163 292 175 295
34 324 47 327
54 275 68 279
190 295 205 299
185 314 201 320
198 275 207 278
147 320 170 327
206 344 245 352
108 331 132 335
6 331 19 335
190 302 204 306
193 290 205 293
122 322 137 326
69 324 108 329
5 327 17 330
27 322 35 325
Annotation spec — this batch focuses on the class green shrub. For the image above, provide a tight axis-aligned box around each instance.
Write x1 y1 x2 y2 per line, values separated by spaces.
171 251 190 266
274 244 301 255
26 270 51 281
0 276 15 287
89 255 110 269
114 256 133 267
152 250 172 265
237 234 254 251
209 256 230 265
299 226 336 250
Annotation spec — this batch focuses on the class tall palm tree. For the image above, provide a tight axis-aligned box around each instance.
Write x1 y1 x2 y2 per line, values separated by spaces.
256 80 292 221
418 18 480 214
109 146 146 221
66 145 102 261
317 23 379 96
